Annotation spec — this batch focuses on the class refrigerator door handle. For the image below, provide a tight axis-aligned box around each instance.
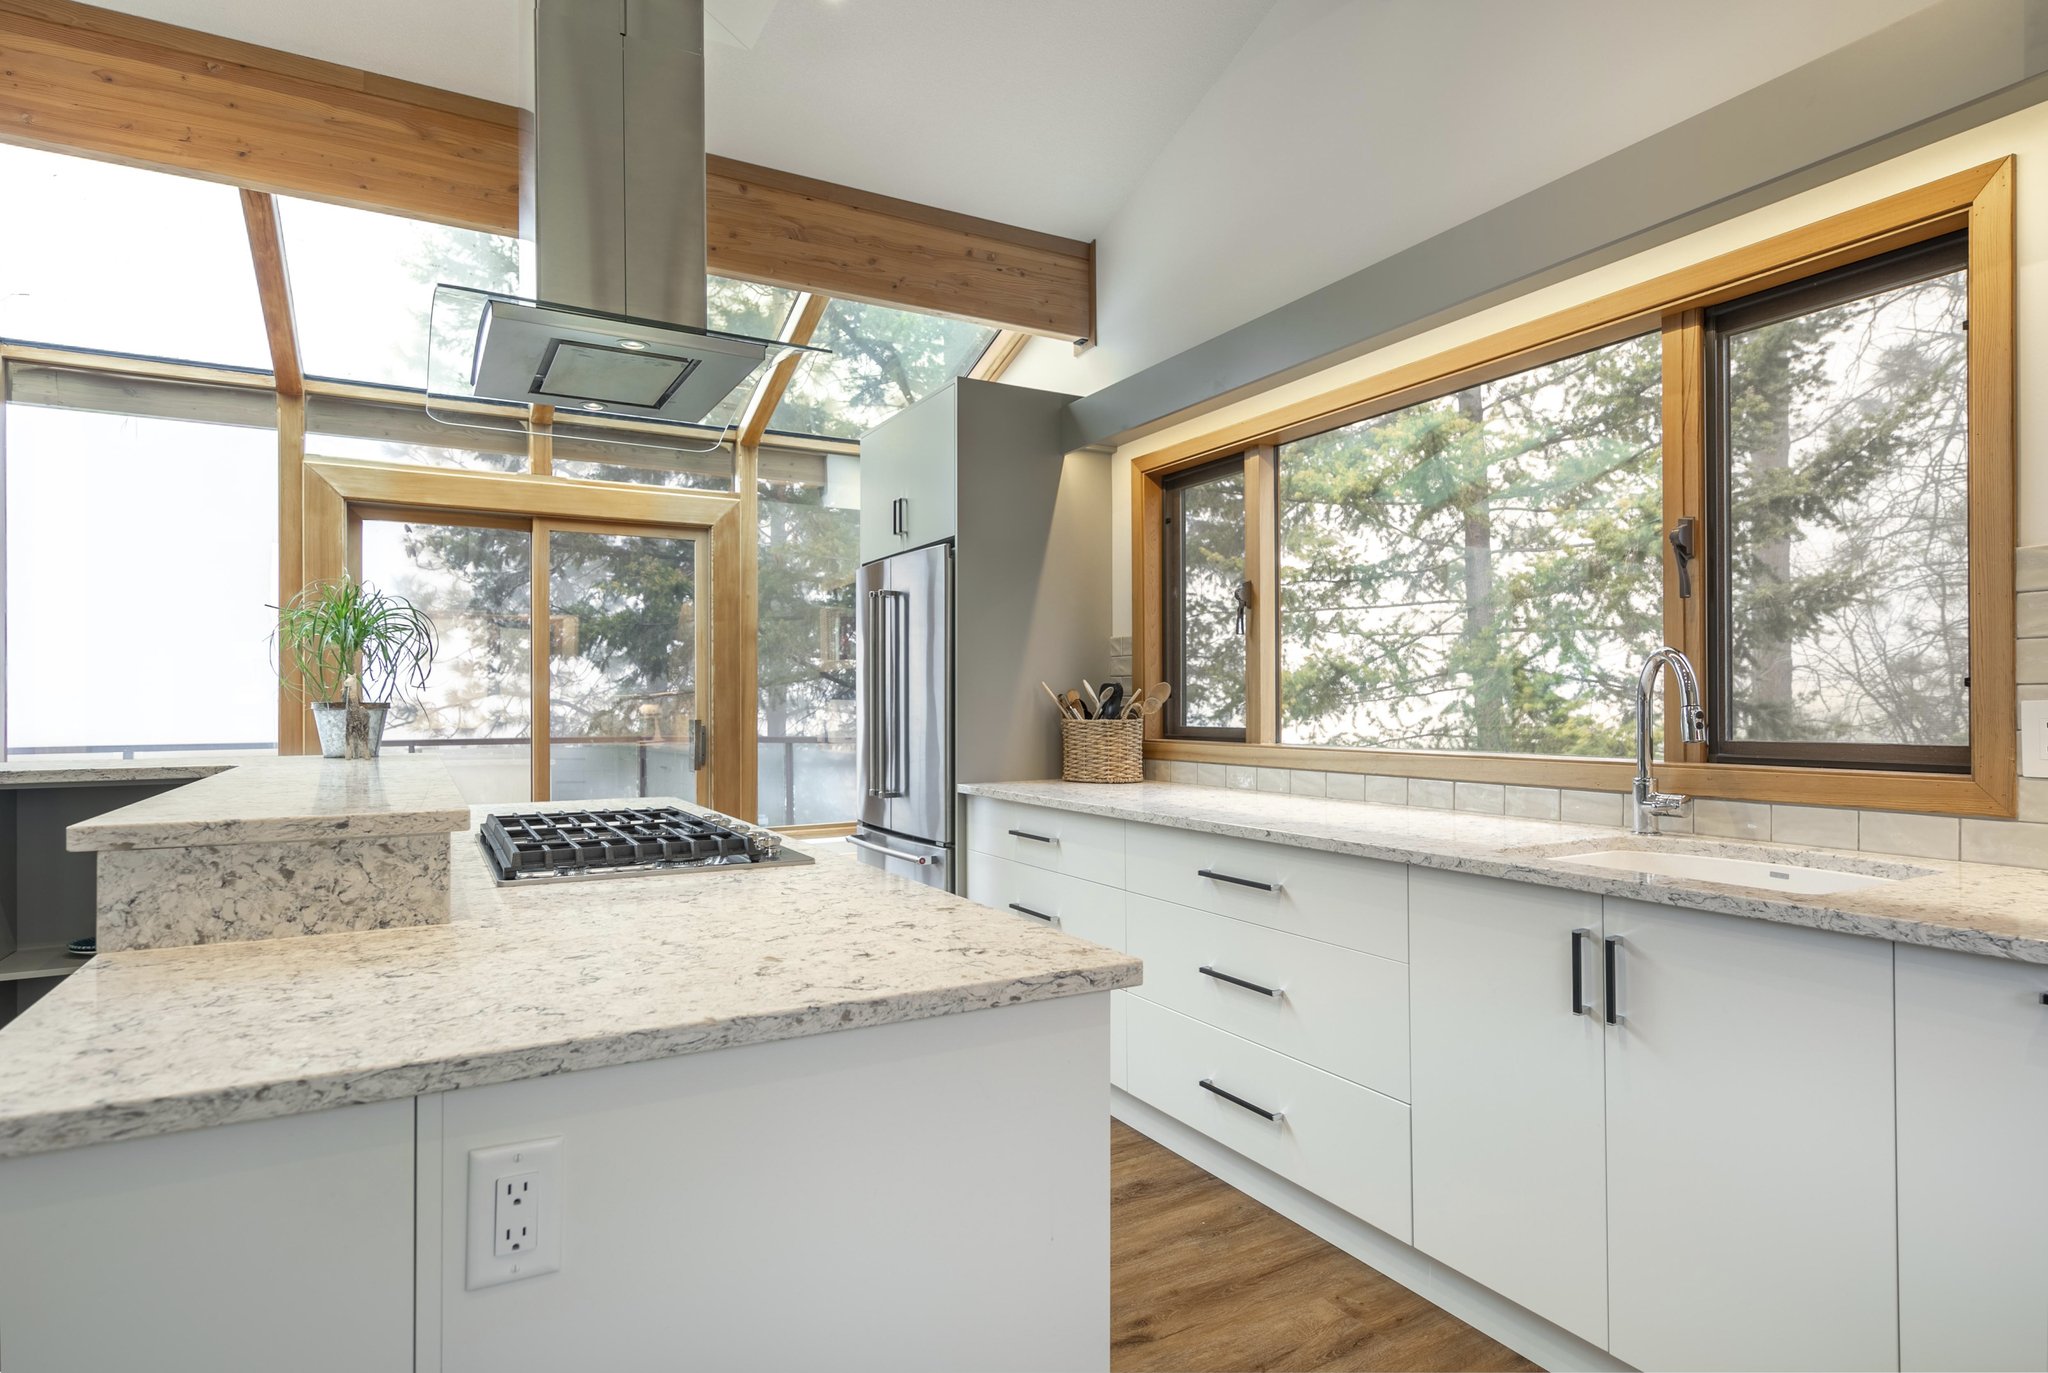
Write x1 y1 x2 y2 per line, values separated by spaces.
846 834 933 866
863 588 883 798
868 589 908 800
888 589 910 799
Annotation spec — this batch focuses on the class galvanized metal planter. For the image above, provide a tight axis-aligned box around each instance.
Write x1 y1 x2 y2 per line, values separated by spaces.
310 702 390 760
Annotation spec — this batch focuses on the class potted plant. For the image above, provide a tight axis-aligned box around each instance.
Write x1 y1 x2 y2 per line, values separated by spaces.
274 577 437 760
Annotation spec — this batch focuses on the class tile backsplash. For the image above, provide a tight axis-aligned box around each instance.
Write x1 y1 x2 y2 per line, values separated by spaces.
1135 544 2048 872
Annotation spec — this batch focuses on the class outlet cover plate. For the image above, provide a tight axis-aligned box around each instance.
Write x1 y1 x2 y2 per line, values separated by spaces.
466 1137 563 1290
2024 700 2048 779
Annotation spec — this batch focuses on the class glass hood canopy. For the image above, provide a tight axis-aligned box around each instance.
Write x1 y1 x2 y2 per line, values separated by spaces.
427 282 826 443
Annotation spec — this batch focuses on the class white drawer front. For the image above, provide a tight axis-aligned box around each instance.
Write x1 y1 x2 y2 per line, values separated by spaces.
1123 822 1407 961
1124 995 1411 1241
966 798 1125 888
965 854 1130 1091
1125 894 1408 1101
964 853 1126 950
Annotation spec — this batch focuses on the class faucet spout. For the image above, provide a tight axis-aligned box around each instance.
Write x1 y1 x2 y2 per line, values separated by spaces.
1632 647 1707 835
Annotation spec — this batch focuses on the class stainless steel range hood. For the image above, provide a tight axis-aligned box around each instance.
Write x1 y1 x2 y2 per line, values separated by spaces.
436 0 816 426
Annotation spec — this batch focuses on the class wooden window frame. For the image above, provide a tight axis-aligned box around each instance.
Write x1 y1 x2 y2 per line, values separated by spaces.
1131 159 2016 817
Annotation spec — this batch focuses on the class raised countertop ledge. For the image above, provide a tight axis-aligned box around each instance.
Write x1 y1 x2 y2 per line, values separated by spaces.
0 821 1142 1159
0 754 248 789
65 755 472 852
960 779 2048 965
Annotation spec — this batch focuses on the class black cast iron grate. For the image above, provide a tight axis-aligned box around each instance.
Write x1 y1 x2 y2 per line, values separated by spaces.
480 805 767 878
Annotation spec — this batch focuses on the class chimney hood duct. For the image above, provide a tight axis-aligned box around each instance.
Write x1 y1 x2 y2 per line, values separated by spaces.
445 0 816 427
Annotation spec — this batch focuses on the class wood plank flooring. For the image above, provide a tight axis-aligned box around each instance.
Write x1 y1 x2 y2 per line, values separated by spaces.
1111 1121 1538 1373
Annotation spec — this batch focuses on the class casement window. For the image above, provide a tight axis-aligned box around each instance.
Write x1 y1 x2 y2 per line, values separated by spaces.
1706 234 1971 773
1141 161 2014 815
1161 457 1250 739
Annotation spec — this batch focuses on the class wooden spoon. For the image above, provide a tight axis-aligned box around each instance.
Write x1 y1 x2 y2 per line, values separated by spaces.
1041 681 1072 718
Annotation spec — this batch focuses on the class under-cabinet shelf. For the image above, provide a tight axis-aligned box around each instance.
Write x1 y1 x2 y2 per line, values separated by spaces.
0 945 85 982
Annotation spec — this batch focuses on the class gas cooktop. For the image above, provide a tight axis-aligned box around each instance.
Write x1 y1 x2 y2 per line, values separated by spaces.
478 805 813 885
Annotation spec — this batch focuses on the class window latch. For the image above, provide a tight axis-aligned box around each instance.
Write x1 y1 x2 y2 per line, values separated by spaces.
1668 517 1697 599
1233 580 1254 635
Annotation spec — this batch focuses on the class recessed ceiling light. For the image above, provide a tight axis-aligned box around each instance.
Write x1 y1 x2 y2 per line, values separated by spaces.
616 339 647 350
580 401 608 411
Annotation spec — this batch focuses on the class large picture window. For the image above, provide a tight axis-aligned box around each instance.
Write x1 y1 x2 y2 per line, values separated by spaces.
1278 334 1662 756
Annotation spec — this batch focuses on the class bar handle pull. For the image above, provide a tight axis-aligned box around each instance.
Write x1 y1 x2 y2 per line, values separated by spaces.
1199 965 1284 999
1570 928 1591 1016
1007 829 1058 845
1198 868 1279 892
1008 903 1057 925
1604 935 1624 1026
1199 1078 1284 1123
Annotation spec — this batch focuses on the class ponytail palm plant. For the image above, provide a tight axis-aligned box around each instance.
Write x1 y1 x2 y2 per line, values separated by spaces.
275 577 437 758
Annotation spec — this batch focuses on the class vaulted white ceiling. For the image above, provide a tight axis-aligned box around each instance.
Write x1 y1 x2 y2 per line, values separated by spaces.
84 0 1278 240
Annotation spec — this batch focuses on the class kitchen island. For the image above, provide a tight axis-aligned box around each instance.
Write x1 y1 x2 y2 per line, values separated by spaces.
0 769 1139 1373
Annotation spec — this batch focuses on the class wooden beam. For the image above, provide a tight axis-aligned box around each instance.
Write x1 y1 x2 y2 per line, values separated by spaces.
969 330 1031 382
706 447 760 822
735 293 827 449
305 455 738 528
238 189 302 398
0 1 1096 336
707 159 1092 341
275 391 307 752
528 404 555 477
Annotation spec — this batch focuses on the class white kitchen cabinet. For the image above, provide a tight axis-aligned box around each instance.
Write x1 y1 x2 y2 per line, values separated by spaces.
1121 822 1407 960
858 380 959 559
1126 891 1409 1100
1123 993 1412 1241
966 797 1126 888
1896 944 2048 1372
1409 868 1609 1348
966 851 1129 1089
1603 898 1898 1373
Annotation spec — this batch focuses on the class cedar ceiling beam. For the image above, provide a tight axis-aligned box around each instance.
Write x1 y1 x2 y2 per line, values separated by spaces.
735 292 828 450
0 0 1097 340
238 188 302 397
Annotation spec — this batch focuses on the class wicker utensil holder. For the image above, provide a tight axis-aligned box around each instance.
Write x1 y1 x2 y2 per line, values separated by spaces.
1061 717 1145 783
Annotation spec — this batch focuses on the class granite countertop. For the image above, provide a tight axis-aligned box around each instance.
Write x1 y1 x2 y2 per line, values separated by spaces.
961 779 2048 965
0 754 250 789
0 813 1142 1160
66 754 471 851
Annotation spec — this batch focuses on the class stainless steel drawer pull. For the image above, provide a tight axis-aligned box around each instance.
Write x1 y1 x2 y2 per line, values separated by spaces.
1198 1078 1284 1122
1007 829 1058 844
1198 965 1283 998
1198 868 1279 892
1009 903 1057 924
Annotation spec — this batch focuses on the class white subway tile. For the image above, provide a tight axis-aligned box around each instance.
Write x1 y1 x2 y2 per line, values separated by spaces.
1453 781 1506 814
1162 760 1197 785
1254 766 1290 793
1560 789 1625 828
1693 798 1771 840
1961 818 2048 869
1288 769 1327 798
1365 775 1407 806
1858 810 1960 861
1225 765 1257 791
1770 804 1859 851
2020 592 2048 638
1409 778 1455 810
2021 778 2048 823
1196 763 1227 789
1325 772 1366 802
1503 785 1561 820
2020 639 2048 685
2018 545 2048 592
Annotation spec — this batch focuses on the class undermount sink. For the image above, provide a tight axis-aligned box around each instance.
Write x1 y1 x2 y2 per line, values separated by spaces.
1545 847 1900 895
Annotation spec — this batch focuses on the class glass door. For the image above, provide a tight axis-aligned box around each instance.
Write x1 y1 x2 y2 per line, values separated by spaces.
356 512 534 802
539 523 709 803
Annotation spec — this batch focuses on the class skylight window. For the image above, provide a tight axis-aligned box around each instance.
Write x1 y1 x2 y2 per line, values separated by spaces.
0 144 271 369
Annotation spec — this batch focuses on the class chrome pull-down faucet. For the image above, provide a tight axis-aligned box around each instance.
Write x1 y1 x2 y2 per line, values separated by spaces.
1633 647 1708 835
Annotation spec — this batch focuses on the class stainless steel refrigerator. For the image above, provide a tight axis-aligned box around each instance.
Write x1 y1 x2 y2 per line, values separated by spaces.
849 378 1108 894
850 542 954 888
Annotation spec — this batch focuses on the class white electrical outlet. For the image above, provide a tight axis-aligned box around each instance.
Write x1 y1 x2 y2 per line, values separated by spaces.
2024 700 2048 779
466 1138 562 1290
